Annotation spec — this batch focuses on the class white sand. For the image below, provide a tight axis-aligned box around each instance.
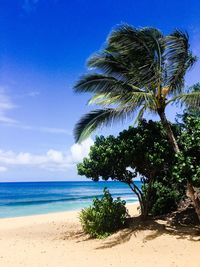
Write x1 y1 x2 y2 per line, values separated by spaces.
0 204 199 267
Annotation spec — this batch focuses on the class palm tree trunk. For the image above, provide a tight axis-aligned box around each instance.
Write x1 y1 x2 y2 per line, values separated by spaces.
158 110 180 153
186 182 200 222
158 110 200 222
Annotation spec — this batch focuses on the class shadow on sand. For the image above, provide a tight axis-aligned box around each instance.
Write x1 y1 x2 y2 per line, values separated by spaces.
95 217 200 249
61 206 200 249
95 206 200 249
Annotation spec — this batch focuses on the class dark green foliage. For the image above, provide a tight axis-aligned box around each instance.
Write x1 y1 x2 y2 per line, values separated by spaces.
79 188 129 238
78 116 200 219
78 120 182 217
118 120 178 181
173 116 200 187
77 134 136 184
78 120 177 182
145 182 182 216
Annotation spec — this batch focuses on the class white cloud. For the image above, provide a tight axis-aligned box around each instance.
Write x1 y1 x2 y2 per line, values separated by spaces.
39 127 71 135
0 138 94 172
0 88 17 124
15 91 40 99
70 138 94 162
0 166 7 172
47 150 63 162
13 125 72 135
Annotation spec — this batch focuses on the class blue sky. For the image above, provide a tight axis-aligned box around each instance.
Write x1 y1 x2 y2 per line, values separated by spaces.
0 0 199 182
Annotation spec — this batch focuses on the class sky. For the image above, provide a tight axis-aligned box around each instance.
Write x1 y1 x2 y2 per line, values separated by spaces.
0 0 200 182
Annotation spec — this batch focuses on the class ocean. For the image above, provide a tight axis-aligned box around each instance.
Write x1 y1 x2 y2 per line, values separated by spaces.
0 181 140 218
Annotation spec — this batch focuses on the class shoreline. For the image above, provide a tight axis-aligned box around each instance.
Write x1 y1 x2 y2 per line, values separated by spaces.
0 201 139 220
0 202 139 224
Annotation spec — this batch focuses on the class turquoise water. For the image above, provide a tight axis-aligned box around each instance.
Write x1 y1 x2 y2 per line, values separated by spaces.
0 181 140 218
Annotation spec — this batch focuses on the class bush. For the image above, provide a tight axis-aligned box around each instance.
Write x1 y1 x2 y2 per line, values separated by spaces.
148 182 182 216
79 188 129 238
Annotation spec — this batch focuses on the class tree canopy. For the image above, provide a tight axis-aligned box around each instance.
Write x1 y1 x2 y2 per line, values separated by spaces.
77 120 176 183
77 120 181 217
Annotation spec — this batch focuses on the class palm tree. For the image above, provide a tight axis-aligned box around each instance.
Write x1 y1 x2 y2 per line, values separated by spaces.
73 25 200 220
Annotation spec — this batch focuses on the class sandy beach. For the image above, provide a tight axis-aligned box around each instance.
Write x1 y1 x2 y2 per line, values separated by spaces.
0 203 199 267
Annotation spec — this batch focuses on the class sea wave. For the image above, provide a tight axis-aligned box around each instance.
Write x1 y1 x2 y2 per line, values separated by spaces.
0 192 136 207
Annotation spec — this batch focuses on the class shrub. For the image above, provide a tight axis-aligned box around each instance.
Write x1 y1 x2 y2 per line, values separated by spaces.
148 182 182 216
79 188 129 238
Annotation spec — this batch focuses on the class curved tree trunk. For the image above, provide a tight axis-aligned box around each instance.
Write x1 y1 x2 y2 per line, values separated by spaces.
158 110 200 222
158 110 180 153
127 182 146 219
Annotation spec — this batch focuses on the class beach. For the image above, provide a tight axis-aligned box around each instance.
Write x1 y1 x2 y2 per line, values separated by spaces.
0 203 199 267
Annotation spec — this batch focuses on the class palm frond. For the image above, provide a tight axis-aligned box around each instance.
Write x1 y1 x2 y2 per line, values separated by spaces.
88 93 122 106
87 25 164 89
87 93 121 106
166 91 200 109
164 30 197 93
87 52 130 81
74 108 136 143
133 105 146 124
74 90 157 142
88 91 153 107
73 24 197 142
74 74 141 94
